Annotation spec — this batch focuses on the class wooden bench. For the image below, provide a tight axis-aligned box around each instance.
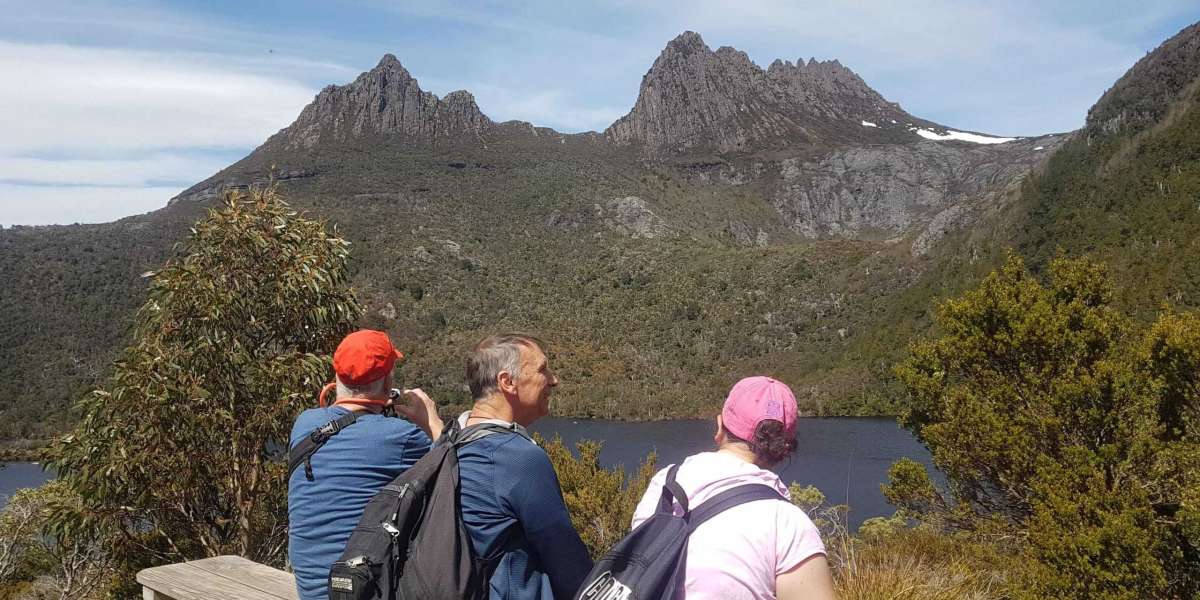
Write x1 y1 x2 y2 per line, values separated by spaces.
137 555 298 600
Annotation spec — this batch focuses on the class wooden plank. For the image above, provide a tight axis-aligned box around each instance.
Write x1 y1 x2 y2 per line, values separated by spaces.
139 563 276 600
188 556 298 599
136 556 297 600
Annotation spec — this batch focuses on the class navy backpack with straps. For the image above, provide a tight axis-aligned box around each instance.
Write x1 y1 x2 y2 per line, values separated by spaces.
326 419 530 600
573 463 786 600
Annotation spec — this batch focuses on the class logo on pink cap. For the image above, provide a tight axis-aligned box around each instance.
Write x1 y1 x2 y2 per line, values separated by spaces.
720 376 798 441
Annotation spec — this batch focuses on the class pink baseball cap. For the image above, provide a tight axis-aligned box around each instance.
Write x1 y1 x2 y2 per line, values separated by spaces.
721 376 798 441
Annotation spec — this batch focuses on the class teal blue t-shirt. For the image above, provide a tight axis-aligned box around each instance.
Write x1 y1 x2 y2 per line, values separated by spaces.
287 406 431 600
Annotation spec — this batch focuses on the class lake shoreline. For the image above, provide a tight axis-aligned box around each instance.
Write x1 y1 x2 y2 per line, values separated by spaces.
0 445 49 462
0 415 903 456
528 416 934 529
4 416 930 527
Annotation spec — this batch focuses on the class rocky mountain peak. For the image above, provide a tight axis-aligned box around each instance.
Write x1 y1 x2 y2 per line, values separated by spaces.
272 54 492 150
376 53 403 70
604 32 793 154
665 30 707 53
606 32 923 154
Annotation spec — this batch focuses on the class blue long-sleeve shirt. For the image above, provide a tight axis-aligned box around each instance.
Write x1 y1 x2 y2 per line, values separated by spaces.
287 407 431 600
458 430 593 600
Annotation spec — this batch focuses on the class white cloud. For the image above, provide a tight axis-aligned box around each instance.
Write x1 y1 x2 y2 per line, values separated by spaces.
0 40 321 225
0 184 178 226
0 153 231 187
0 41 318 153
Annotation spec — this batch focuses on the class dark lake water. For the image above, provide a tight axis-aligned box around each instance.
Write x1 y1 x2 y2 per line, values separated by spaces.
0 462 54 508
1 418 935 529
529 417 937 530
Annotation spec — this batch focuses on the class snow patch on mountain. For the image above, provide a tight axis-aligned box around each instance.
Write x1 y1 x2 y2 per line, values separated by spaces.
911 127 1016 144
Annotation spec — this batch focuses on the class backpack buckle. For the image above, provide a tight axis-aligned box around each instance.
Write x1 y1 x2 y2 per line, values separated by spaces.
311 421 339 443
381 522 400 539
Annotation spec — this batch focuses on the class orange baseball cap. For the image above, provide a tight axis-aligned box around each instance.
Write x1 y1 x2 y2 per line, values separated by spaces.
332 330 403 385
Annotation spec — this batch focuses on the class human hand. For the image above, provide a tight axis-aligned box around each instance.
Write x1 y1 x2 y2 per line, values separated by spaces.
393 387 444 441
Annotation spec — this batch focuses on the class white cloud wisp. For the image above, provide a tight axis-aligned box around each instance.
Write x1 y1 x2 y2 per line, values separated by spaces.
0 41 320 225
0 41 317 153
0 184 182 226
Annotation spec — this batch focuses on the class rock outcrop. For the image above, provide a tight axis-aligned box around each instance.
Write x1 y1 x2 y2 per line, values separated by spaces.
276 54 492 149
600 196 672 239
605 31 934 154
771 136 1064 244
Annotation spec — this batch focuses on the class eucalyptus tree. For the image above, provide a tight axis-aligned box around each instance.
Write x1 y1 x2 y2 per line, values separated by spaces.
50 188 362 587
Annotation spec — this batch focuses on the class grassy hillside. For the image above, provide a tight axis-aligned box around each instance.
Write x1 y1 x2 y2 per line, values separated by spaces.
0 212 197 441
0 134 918 443
230 136 920 419
1016 84 1200 313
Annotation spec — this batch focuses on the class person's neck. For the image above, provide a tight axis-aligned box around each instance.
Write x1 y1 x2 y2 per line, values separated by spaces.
467 396 517 425
333 395 387 413
717 443 759 467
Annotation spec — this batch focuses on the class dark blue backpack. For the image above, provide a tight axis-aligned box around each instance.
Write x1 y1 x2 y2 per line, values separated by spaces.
573 463 786 600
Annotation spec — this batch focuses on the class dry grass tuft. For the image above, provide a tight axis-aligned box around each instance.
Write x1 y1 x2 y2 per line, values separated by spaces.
830 526 1016 600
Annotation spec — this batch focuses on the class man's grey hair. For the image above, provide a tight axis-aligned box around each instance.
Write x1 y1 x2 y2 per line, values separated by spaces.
466 334 544 401
336 375 389 399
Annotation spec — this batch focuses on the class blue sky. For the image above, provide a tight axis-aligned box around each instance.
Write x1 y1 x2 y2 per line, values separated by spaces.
1 0 1197 226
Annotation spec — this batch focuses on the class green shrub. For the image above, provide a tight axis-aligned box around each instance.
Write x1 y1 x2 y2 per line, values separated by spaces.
891 254 1200 598
541 435 657 558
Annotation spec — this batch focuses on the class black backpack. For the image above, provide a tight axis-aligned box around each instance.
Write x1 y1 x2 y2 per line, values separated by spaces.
327 421 528 600
573 463 786 600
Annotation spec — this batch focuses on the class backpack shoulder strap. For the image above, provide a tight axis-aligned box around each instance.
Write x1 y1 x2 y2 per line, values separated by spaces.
287 411 361 481
453 421 535 448
657 463 690 514
686 484 785 532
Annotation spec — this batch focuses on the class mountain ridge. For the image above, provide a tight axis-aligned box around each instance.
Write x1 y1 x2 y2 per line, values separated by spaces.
190 30 1028 170
173 30 1056 245
271 53 494 150
1087 21 1200 135
605 31 944 154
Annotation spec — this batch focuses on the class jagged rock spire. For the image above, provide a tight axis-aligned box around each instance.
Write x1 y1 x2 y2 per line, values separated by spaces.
606 31 922 154
276 54 492 149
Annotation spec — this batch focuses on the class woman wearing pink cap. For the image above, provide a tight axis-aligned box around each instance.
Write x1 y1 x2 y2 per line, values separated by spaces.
630 376 837 600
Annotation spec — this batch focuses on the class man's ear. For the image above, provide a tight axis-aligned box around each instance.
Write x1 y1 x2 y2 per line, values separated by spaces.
497 370 516 395
714 414 725 445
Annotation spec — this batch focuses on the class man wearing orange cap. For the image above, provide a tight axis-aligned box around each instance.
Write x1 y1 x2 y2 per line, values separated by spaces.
287 330 443 600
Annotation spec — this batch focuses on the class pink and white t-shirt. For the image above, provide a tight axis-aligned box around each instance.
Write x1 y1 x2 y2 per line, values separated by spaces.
631 452 826 600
